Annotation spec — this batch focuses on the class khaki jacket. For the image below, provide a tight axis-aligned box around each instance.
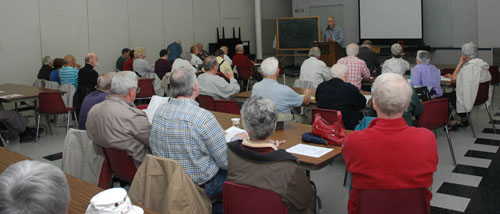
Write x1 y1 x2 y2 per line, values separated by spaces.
129 155 212 214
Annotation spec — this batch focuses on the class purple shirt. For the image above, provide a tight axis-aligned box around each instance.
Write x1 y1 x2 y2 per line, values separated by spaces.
410 63 442 97
78 90 108 130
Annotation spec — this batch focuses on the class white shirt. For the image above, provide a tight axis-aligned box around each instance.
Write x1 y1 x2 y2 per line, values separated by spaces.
299 57 331 88
382 57 410 75
172 58 197 74
223 54 232 66
190 54 203 68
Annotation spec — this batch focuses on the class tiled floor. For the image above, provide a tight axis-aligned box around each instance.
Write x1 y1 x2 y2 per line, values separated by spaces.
3 84 500 214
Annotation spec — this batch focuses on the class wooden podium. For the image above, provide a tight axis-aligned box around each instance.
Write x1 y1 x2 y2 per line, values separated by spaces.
313 42 345 67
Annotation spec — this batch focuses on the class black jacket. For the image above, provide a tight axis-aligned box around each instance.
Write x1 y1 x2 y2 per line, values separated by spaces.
358 47 381 76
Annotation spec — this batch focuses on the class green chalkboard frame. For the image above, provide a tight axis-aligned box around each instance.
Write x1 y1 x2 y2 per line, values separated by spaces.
276 16 321 51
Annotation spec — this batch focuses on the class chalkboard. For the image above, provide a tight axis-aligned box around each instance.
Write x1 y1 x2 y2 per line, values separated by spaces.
277 17 320 50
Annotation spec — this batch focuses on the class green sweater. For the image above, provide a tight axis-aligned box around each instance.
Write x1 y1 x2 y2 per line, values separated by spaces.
368 88 424 126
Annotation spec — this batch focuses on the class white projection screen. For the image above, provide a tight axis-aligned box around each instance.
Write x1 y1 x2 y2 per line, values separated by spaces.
359 0 422 41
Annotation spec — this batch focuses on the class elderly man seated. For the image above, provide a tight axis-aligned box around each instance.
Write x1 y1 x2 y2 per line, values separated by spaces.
198 56 240 100
410 50 442 98
299 47 331 88
337 43 370 90
252 57 313 114
227 96 315 213
150 68 228 199
78 72 114 130
358 40 381 76
342 73 438 214
0 160 70 214
316 64 367 130
382 43 410 75
86 71 151 167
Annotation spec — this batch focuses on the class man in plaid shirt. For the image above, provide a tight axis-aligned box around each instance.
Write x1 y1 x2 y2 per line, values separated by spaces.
337 43 370 90
150 67 228 199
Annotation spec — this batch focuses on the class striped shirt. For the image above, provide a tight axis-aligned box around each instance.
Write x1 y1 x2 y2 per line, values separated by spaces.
150 98 228 185
59 66 79 89
337 56 370 90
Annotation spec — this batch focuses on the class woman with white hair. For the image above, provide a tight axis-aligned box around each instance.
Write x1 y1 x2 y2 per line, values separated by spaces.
133 46 154 77
37 55 53 80
381 43 410 75
299 47 331 88
342 73 438 214
227 96 315 214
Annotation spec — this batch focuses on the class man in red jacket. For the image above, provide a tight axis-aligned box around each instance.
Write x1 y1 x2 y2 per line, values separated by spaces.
342 73 438 214
232 44 262 89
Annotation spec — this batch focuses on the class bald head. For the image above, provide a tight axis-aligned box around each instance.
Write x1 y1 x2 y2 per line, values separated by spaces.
85 53 98 66
97 72 115 92
63 55 76 67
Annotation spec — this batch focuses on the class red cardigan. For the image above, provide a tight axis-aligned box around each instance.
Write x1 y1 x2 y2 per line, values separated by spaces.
232 53 254 78
342 118 438 214
122 58 134 71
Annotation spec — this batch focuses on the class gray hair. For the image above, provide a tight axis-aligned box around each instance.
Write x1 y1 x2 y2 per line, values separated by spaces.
241 96 278 140
383 59 406 74
261 57 279 77
0 160 70 214
235 44 244 53
346 43 359 56
373 73 412 117
202 56 218 71
391 43 403 56
416 50 431 64
169 68 197 98
110 71 138 96
97 72 115 91
42 56 53 66
462 42 478 59
181 52 192 61
331 63 348 78
309 47 321 58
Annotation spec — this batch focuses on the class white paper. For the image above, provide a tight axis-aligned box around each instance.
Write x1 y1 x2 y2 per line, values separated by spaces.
0 91 5 93
364 95 372 104
286 144 333 158
224 126 247 142
0 94 22 99
441 76 451 82
143 96 170 124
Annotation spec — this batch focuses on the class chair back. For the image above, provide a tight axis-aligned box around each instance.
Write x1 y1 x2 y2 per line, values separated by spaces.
236 67 251 80
196 95 216 111
59 84 76 107
223 182 288 214
101 147 137 184
136 104 149 110
489 66 499 85
440 68 454 76
312 108 342 125
33 79 46 88
214 100 241 115
357 189 428 214
38 92 68 114
216 72 230 83
416 98 449 130
137 79 155 98
474 81 490 106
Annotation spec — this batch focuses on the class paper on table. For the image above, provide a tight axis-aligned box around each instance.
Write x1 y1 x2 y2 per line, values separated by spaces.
0 91 5 93
225 126 247 142
143 96 170 124
286 143 333 158
0 94 22 99
441 76 451 81
364 95 372 104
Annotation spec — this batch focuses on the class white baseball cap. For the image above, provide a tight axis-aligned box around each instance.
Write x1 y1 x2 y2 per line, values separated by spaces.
86 188 144 214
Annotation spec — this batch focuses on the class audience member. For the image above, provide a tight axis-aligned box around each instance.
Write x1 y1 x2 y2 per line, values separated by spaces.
37 55 53 81
116 48 130 71
75 53 99 115
411 50 442 98
0 160 70 214
214 49 233 78
337 43 370 90
60 55 80 89
342 73 438 214
133 47 154 77
0 110 35 142
219 46 232 65
198 56 240 100
233 44 262 84
172 54 197 74
154 49 172 80
49 58 64 84
167 40 182 63
252 57 312 113
357 40 381 76
316 64 367 130
86 71 151 167
227 96 315 213
322 16 344 45
299 47 331 88
122 50 135 71
382 43 410 75
78 72 114 130
196 42 209 59
190 45 203 68
150 68 228 198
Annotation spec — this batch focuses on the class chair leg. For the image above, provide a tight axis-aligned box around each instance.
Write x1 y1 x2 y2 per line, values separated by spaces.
485 103 497 134
343 168 349 187
35 113 41 143
444 125 457 165
467 112 476 138
246 80 250 91
46 115 53 136
66 112 70 134
0 133 7 147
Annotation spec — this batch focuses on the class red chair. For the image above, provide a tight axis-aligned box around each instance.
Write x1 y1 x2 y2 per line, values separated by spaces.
136 104 149 110
488 66 499 108
36 92 77 143
214 100 241 115
136 79 155 102
235 66 254 91
101 147 137 187
357 189 429 214
216 72 230 83
468 81 496 138
416 98 456 165
440 68 455 76
196 95 216 111
223 182 288 214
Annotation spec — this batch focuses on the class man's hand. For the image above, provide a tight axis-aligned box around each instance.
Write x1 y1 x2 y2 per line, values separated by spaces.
302 88 313 105
226 69 235 79
270 139 286 148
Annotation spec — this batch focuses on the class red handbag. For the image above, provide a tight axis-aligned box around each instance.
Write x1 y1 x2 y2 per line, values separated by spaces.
311 112 347 146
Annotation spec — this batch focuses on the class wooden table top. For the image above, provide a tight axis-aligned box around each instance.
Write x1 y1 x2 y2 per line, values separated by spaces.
212 111 347 170
0 83 63 102
362 75 454 87
0 147 158 214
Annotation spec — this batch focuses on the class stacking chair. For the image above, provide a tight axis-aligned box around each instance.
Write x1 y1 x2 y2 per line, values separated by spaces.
223 182 288 214
36 92 77 143
357 189 428 214
236 67 254 91
488 66 499 109
101 147 137 187
216 72 230 83
214 100 241 115
416 98 456 165
136 78 155 103
196 95 216 111
468 81 496 138
136 104 149 110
